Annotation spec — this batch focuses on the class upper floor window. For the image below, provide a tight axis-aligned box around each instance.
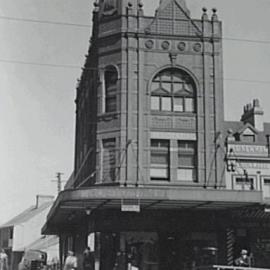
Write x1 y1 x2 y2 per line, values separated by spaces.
105 66 118 113
150 139 170 181
102 138 116 183
151 68 196 113
177 141 197 182
242 134 255 143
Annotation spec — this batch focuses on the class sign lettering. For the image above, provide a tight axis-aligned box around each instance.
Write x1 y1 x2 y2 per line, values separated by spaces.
228 144 269 157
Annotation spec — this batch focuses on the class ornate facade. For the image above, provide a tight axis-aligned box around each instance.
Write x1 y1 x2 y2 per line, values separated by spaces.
43 1 270 269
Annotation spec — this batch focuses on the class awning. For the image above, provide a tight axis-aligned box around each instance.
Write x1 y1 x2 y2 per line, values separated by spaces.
42 186 263 234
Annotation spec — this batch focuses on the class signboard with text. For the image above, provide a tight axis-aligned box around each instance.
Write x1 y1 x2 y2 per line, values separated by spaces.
228 144 269 158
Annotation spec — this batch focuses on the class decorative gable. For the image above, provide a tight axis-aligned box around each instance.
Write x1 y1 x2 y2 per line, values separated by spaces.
158 0 190 18
236 123 258 143
146 0 202 36
243 127 256 136
238 123 258 135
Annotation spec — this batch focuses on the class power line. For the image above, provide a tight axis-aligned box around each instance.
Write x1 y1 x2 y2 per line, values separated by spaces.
225 78 270 84
1 15 270 45
1 58 270 85
225 37 270 45
0 15 90 28
0 58 80 69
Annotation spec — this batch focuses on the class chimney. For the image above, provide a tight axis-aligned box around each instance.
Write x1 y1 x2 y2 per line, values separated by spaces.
36 195 54 208
241 99 264 131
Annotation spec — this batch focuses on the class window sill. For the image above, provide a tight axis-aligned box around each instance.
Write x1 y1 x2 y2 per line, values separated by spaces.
151 111 196 117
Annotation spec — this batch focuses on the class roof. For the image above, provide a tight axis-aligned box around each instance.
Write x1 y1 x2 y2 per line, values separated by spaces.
26 235 58 251
224 121 270 143
0 201 53 229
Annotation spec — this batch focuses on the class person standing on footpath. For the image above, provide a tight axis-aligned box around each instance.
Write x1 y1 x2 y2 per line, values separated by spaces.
234 249 251 267
0 248 8 270
83 247 95 270
63 250 78 270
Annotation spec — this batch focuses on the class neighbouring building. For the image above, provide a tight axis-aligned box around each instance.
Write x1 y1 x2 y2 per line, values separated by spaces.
0 195 58 270
42 1 270 270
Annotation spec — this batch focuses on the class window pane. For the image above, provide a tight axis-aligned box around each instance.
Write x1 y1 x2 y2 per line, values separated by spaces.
151 82 160 92
151 140 169 180
106 96 117 112
161 73 171 82
242 135 255 142
151 153 168 164
151 96 160 110
161 82 171 92
184 83 194 94
173 83 183 93
102 139 116 182
154 140 169 148
174 97 184 112
161 97 171 111
172 73 182 82
178 141 195 152
177 169 195 181
185 98 194 112
150 168 168 179
178 156 194 167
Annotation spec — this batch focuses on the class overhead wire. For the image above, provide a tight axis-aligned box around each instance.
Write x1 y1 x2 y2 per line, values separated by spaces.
1 58 270 85
1 15 270 45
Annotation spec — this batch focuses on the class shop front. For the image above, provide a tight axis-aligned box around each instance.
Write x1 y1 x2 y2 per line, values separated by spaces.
42 187 265 270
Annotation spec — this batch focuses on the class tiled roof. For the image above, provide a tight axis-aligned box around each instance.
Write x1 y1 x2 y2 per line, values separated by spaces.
224 121 270 144
0 202 53 229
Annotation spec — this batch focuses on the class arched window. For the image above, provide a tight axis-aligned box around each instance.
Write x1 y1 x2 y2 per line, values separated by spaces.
105 66 118 113
151 68 196 113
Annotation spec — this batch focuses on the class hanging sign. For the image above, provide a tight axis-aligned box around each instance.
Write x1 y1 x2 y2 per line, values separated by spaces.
121 199 140 212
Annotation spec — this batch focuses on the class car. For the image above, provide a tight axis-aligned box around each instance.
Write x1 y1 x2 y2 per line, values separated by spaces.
18 249 47 270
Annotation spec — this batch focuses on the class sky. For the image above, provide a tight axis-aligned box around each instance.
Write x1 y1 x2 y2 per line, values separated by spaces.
0 0 270 224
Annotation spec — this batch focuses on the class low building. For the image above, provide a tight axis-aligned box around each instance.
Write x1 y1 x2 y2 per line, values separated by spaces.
0 195 58 270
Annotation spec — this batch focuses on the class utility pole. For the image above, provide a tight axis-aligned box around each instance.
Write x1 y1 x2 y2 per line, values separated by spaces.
51 172 66 194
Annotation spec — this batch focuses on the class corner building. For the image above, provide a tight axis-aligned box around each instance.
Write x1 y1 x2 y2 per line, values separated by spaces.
43 1 270 269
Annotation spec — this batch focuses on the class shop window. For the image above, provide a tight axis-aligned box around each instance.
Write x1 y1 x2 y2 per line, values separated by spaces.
105 67 117 113
150 139 170 181
177 141 197 182
102 138 116 183
151 68 196 113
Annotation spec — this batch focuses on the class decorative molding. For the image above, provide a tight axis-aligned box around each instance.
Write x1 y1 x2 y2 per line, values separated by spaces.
151 132 196 140
145 40 154 49
193 43 202 53
177 42 186 51
161 41 170 50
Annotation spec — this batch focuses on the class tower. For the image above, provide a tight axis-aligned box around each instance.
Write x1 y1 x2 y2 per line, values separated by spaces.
73 0 225 188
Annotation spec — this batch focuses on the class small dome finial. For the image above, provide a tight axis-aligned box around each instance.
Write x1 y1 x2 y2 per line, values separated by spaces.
202 7 208 21
211 8 218 21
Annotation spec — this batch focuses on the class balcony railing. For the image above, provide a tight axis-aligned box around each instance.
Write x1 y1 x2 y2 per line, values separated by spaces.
196 265 270 270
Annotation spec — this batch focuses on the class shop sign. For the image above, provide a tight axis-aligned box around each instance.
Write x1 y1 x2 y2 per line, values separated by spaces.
228 144 269 157
121 204 140 212
238 162 270 170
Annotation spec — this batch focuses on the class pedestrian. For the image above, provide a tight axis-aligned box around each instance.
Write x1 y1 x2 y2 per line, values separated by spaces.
0 248 8 270
63 250 77 270
83 247 95 270
234 249 251 267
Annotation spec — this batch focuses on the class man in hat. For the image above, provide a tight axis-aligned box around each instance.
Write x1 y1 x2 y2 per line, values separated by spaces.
234 249 251 267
